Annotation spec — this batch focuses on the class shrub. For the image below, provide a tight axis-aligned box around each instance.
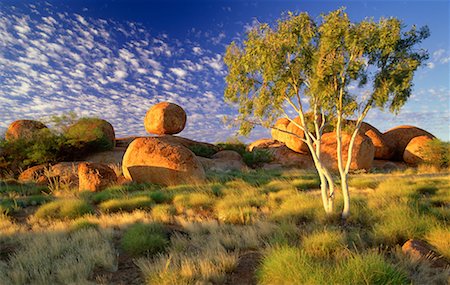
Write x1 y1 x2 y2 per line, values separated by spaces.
34 199 94 219
420 139 450 168
99 196 153 213
121 222 169 256
336 252 409 284
187 144 217 158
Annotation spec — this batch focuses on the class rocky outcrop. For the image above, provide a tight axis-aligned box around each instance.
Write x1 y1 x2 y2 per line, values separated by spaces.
402 239 450 269
78 162 117 192
271 118 290 143
320 132 374 171
144 102 186 135
18 162 80 187
5 120 47 141
285 117 309 154
247 139 313 168
18 164 48 184
383 125 435 161
359 122 393 160
403 136 433 166
122 137 205 186
197 150 247 172
158 135 219 156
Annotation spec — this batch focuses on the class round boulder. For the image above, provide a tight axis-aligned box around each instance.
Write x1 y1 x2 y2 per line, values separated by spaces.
403 136 433 166
383 125 435 161
285 117 309 154
144 102 186 135
65 118 115 153
359 122 393 160
5 120 47 141
320 132 375 171
271 118 290 143
122 137 205 186
78 162 117 192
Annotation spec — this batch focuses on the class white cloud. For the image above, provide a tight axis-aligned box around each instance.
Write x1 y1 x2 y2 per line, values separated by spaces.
426 62 435 69
192 47 202 55
169 67 188 78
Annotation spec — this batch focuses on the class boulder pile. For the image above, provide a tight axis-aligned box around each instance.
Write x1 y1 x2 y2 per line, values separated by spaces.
5 120 47 141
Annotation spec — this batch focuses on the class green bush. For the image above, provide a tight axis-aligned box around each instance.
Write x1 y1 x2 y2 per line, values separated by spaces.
34 199 94 219
216 142 272 168
420 139 450 168
121 222 169 256
187 144 218 158
0 129 65 169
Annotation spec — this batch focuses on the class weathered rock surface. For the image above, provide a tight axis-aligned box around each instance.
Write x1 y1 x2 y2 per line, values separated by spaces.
144 102 186 135
248 139 314 168
383 125 435 161
78 162 117 192
372 160 407 172
359 122 393 160
5 120 47 141
320 132 374 170
18 162 80 186
403 135 433 166
271 118 291 143
158 135 219 156
198 150 247 172
402 239 450 269
122 137 205 186
285 117 309 154
18 164 48 183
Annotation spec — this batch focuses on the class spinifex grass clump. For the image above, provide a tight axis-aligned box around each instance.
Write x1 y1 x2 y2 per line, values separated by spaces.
121 222 169 256
301 228 347 258
34 199 93 219
99 196 154 213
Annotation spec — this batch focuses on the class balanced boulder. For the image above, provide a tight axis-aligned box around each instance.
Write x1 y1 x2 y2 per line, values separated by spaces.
320 132 374 171
122 137 205 186
271 118 290 143
5 120 47 141
285 117 309 154
383 125 434 161
78 162 117 192
403 136 433 166
144 102 186 135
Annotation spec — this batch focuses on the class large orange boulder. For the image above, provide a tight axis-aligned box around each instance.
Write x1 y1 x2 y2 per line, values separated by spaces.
5 120 47 141
158 135 219 156
359 122 392 160
271 118 290 143
144 102 186 135
383 125 435 161
403 136 433 166
285 117 309 154
320 132 374 171
122 137 205 186
78 162 117 192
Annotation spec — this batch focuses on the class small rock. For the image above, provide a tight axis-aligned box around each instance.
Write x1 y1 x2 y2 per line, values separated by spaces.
402 239 450 269
78 162 117 192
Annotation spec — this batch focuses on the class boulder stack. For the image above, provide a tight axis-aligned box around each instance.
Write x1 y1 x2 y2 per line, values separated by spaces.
403 135 433 166
144 102 186 135
122 137 205 186
284 117 309 154
359 122 393 160
271 118 290 143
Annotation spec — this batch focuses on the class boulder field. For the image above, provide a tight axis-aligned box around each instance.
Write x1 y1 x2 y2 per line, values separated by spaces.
9 101 438 188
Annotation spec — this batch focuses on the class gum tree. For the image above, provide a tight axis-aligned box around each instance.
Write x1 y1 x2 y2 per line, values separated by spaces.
224 9 429 219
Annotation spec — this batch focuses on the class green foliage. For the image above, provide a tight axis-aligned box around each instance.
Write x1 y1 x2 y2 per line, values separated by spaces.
301 228 347 258
215 141 272 167
187 144 218 158
121 222 169 256
63 117 114 156
0 129 65 169
34 199 94 219
420 139 450 168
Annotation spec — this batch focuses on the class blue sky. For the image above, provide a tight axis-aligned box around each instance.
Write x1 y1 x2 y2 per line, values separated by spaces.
0 0 449 142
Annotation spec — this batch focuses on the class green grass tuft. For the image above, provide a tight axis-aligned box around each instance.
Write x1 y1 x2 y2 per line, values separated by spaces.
34 199 93 219
98 196 153 213
121 222 169 256
302 228 347 258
